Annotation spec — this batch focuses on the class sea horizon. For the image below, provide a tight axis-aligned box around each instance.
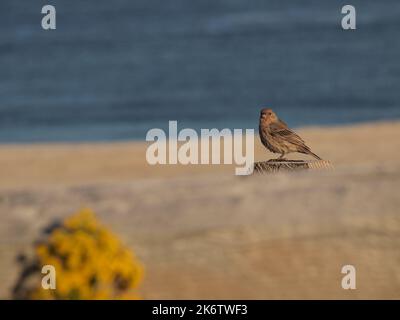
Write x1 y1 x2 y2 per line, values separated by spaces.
0 118 397 144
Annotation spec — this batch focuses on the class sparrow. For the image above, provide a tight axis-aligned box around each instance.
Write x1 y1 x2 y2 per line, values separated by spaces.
259 108 322 160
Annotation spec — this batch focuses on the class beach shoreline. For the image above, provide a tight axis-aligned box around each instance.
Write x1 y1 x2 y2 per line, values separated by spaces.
0 120 399 189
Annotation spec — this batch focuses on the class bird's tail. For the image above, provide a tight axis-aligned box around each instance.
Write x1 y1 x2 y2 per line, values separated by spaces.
308 151 322 160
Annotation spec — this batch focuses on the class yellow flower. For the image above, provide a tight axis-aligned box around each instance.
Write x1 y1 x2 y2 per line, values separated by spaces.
23 209 144 300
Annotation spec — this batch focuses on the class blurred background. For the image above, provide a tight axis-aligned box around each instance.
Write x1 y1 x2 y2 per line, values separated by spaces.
1 0 400 300
1 0 400 142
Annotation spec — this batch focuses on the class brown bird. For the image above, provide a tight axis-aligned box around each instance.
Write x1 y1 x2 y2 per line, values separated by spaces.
259 108 322 160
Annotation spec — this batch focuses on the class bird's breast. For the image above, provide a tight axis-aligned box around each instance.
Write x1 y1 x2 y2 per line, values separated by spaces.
259 125 281 154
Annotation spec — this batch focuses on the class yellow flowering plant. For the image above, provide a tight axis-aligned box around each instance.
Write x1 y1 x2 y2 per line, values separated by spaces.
13 209 144 300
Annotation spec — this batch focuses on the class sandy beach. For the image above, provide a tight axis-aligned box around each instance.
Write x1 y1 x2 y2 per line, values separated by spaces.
1 121 399 189
1 121 400 299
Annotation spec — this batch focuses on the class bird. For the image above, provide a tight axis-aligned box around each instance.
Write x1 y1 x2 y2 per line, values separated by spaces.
259 108 322 160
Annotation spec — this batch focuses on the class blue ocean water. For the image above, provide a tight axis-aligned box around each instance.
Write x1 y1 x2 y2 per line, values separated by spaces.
0 0 399 142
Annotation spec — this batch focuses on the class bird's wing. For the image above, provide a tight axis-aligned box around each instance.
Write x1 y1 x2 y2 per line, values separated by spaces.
269 122 307 148
277 118 288 128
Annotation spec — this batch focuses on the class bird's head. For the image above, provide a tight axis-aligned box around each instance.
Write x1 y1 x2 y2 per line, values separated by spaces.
260 108 278 123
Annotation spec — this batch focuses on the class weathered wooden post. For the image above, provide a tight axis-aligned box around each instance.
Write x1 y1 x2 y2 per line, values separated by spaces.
253 159 333 174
